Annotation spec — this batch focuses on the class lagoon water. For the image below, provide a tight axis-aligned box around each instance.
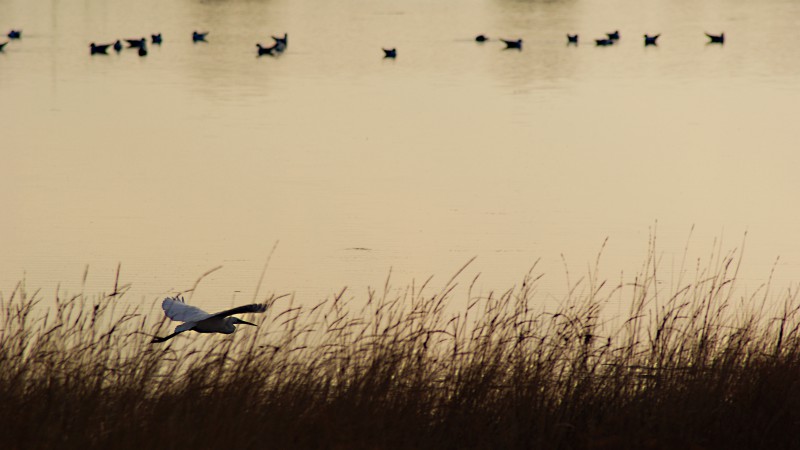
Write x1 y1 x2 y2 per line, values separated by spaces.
3 0 800 310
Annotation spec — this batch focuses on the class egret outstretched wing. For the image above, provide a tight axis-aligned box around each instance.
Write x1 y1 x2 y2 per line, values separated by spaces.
208 303 267 320
161 296 212 322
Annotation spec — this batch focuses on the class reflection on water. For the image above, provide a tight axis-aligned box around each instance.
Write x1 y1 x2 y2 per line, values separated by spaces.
3 0 800 309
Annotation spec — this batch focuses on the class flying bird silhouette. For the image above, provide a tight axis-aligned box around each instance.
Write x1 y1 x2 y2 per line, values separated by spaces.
151 296 267 343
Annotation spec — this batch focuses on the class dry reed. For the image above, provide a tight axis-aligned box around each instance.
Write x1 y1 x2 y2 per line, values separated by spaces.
2 241 800 450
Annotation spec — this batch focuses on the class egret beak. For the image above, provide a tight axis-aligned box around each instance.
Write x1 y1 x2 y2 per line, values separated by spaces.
238 319 257 327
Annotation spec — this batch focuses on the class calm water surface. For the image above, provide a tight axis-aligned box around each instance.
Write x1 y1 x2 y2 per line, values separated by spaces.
3 0 800 309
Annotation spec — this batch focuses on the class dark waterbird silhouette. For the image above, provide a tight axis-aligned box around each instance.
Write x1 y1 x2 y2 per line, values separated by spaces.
192 31 208 42
475 34 488 42
113 40 122 52
90 43 111 55
644 34 660 46
501 38 522 49
256 43 277 56
151 33 162 44
271 33 287 52
595 38 614 46
705 32 724 44
0 41 8 51
383 48 397 58
272 33 287 46
567 34 578 44
8 30 21 39
138 44 148 56
126 38 146 48
607 30 620 40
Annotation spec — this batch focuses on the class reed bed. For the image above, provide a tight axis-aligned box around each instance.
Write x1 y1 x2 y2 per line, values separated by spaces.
2 242 800 449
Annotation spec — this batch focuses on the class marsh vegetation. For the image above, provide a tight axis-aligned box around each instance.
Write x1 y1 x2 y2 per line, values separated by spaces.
2 239 800 449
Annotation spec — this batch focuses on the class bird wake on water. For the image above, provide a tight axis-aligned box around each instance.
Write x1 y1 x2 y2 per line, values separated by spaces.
151 296 267 343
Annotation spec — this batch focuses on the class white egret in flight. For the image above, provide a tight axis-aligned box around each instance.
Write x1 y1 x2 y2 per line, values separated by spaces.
151 296 267 343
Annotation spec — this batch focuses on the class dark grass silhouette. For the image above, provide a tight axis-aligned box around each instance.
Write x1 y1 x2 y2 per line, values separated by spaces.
2 239 800 449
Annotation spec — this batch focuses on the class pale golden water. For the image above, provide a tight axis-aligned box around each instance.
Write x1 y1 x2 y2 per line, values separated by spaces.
3 0 800 310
